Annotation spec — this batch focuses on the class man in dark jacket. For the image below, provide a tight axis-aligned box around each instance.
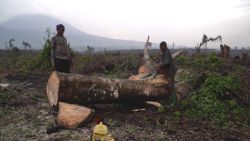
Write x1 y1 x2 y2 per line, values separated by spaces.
156 41 176 86
51 24 72 73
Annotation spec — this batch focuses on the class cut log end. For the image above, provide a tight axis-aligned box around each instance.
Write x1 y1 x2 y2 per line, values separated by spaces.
56 102 93 129
46 71 60 106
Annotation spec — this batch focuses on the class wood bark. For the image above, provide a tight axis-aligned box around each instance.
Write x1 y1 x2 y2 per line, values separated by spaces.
175 81 192 101
56 102 93 129
46 71 171 106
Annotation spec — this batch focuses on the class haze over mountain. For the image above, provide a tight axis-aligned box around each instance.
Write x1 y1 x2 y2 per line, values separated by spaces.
1 14 250 51
0 14 152 50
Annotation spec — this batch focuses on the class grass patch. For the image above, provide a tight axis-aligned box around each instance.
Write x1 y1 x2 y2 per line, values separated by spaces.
181 73 249 125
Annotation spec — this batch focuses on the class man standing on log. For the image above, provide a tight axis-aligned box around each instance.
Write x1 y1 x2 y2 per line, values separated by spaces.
156 41 176 87
51 24 72 73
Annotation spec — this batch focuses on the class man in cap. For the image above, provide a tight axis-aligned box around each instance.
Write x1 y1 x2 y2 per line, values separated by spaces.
51 24 72 73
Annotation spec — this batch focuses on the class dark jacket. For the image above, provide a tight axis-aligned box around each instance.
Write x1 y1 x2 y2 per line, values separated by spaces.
51 35 71 68
158 49 176 76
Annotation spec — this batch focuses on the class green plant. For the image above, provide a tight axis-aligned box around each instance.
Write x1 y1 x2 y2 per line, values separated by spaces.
193 53 224 69
173 111 181 120
231 65 248 74
24 39 52 72
157 106 165 113
182 73 249 125
175 55 189 64
37 39 52 69
0 90 14 103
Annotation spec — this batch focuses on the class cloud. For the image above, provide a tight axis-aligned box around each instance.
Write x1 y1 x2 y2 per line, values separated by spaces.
235 0 250 10
0 0 42 22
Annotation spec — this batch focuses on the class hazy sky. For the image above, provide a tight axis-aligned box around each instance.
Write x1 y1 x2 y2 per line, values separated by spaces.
0 0 250 47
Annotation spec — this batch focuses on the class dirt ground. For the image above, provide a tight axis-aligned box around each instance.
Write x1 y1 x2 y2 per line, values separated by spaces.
0 74 250 141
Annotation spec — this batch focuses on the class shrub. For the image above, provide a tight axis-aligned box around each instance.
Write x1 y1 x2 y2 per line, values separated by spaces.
24 39 52 72
175 55 189 64
182 73 249 125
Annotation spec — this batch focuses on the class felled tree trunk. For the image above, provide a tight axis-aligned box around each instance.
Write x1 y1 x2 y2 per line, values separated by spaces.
46 71 171 107
56 102 94 129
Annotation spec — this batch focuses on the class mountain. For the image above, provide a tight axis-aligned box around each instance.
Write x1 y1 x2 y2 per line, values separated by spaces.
0 14 149 50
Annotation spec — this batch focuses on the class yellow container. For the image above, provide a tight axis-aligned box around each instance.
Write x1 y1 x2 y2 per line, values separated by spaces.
92 122 115 141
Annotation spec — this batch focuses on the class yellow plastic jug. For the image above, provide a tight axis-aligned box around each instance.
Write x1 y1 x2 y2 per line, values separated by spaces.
92 122 115 141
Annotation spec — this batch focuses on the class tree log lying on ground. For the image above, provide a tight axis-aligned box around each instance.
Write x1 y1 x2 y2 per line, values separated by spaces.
56 102 94 129
46 71 171 107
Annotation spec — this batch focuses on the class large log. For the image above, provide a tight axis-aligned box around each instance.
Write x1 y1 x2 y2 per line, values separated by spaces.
46 71 171 106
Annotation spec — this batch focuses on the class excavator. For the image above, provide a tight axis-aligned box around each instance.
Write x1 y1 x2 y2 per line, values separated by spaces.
195 34 231 59
195 34 222 53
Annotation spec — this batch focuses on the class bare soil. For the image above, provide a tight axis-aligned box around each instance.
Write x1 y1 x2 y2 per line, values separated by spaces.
0 73 250 141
